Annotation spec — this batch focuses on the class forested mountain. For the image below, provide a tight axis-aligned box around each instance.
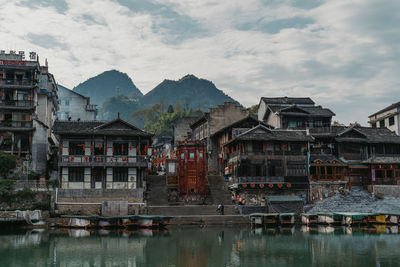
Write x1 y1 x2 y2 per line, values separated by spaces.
73 70 142 106
140 74 239 110
67 72 241 134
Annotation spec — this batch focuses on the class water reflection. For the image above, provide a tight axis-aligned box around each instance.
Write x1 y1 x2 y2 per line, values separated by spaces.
0 226 400 266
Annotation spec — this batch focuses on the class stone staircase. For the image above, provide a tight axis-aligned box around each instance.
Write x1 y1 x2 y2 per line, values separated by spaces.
207 175 232 205
145 175 168 206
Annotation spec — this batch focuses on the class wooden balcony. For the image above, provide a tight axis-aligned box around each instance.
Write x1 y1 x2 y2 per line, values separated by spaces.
0 100 34 110
0 79 36 89
58 155 148 167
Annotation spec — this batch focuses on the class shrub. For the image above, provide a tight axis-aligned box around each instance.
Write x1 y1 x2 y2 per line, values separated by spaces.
31 200 50 211
0 151 16 179
46 179 59 189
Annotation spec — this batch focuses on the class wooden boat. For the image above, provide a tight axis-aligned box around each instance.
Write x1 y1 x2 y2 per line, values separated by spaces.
334 213 369 225
279 213 295 225
249 213 265 227
301 214 318 225
367 214 387 224
317 213 342 225
264 213 279 225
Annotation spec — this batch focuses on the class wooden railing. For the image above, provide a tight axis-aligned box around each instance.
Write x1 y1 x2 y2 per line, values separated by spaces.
0 100 34 107
59 155 148 166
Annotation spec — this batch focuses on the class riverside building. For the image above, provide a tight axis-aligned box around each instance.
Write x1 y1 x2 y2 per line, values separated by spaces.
0 50 58 174
53 117 152 189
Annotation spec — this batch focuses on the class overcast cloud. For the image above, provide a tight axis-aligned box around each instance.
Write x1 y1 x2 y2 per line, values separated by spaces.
1 0 399 124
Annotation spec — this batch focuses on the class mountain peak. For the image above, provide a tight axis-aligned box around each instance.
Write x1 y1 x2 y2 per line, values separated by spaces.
73 69 143 106
179 74 199 82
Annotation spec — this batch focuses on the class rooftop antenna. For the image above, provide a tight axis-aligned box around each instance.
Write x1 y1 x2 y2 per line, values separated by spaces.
117 112 120 119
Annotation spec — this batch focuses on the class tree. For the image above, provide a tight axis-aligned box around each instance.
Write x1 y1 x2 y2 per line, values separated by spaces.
0 151 16 179
167 105 174 114
132 102 203 137
247 104 259 118
332 121 345 126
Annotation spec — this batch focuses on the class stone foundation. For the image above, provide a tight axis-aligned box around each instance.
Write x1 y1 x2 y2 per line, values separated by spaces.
309 181 348 202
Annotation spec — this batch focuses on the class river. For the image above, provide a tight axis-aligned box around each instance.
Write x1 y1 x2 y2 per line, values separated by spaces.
0 225 399 266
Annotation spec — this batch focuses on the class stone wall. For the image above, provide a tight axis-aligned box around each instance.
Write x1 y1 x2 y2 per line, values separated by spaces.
234 188 308 206
368 185 400 198
309 181 348 202
55 188 144 215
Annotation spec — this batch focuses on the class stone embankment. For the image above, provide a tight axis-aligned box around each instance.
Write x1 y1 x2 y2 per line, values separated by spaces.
306 188 400 214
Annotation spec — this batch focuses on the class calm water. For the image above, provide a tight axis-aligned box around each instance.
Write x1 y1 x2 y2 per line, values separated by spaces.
0 225 399 266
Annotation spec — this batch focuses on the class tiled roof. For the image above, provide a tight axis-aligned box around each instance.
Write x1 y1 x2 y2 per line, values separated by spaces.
261 97 315 105
310 126 400 144
53 118 153 137
268 105 335 117
369 101 400 118
224 125 313 145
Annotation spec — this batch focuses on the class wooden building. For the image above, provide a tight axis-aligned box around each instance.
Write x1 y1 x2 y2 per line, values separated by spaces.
53 117 152 189
190 102 249 174
223 124 313 205
257 97 335 129
309 126 400 200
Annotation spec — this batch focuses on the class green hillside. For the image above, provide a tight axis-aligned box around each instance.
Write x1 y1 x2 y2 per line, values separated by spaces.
73 70 142 106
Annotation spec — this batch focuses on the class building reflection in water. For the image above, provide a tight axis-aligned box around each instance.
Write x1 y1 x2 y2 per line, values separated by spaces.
0 226 400 266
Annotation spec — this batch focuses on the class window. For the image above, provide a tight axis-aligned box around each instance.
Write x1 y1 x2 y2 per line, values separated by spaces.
389 116 395 126
380 120 385 128
199 152 203 159
94 142 104 155
288 121 297 128
189 152 194 159
113 142 128 155
69 142 85 155
65 112 69 120
65 99 70 106
69 168 84 182
57 100 61 105
113 168 128 182
371 122 376 128
57 112 61 118
181 153 185 159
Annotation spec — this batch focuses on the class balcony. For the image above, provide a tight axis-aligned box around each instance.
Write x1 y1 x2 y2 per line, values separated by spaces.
85 104 97 111
0 79 35 88
0 100 34 110
58 155 148 167
0 120 33 130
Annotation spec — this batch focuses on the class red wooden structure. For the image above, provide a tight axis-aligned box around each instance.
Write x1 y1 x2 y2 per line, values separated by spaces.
176 140 208 195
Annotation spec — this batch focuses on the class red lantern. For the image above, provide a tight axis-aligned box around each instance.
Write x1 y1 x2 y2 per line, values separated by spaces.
268 183 273 188
250 184 255 188
242 184 247 188
286 183 292 188
278 183 283 188
259 184 265 188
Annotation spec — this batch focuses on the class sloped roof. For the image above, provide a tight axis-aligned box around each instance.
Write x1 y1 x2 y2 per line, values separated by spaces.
53 118 153 137
261 97 315 105
369 101 400 118
310 155 347 165
211 116 271 137
270 104 335 117
310 126 400 144
224 125 313 145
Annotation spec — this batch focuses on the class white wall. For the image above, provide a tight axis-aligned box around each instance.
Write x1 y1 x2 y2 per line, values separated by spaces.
58 86 97 121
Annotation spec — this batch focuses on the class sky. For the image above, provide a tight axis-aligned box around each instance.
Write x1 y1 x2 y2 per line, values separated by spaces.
1 0 399 125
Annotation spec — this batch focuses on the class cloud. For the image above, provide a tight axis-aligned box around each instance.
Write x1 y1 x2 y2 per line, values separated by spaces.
0 0 399 125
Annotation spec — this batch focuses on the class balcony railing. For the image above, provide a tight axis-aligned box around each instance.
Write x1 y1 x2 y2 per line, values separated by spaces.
0 121 33 128
0 79 35 87
59 155 148 166
85 104 97 111
0 100 34 108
